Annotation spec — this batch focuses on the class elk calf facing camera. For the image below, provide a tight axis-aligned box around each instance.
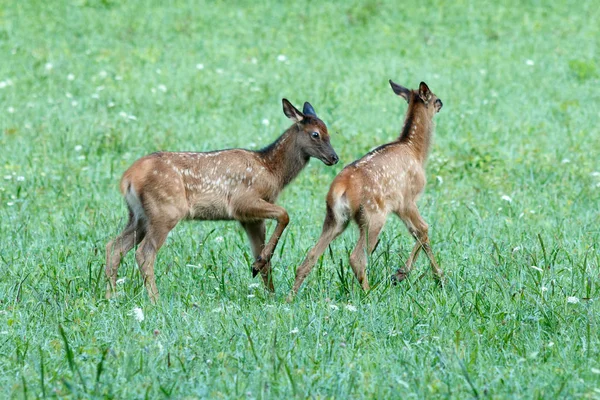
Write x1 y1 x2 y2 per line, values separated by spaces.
105 99 338 303
289 80 444 299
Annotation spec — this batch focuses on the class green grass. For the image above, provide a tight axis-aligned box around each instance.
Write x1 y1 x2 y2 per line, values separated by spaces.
1 0 600 397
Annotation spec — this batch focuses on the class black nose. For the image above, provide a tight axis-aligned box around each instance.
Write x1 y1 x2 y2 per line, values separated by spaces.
331 154 339 164
436 99 443 109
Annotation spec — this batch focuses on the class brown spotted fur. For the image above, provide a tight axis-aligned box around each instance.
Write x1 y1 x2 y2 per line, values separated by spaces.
106 99 338 302
289 81 444 298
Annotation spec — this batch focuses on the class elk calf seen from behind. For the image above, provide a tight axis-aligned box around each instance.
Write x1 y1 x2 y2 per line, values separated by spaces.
289 80 444 299
106 99 339 302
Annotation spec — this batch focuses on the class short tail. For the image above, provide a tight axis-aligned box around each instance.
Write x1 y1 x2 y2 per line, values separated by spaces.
327 184 351 226
122 179 146 226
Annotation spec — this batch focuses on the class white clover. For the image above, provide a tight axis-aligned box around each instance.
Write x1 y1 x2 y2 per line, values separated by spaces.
592 368 600 374
211 307 223 313
115 75 123 81
119 111 127 118
108 101 115 108
214 236 224 243
261 119 269 126
561 158 570 164
67 73 75 81
127 114 137 121
289 327 299 334
131 307 144 322
7 106 15 114
248 142 257 148
196 63 204 70
525 59 535 66
247 294 255 299
501 195 512 203
45 62 53 71
250 57 258 64
71 100 78 107
99 70 108 78
0 81 6 89
4 175 12 180
277 55 287 62
16 176 24 182
567 296 579 304
345 304 357 312
91 93 100 99
74 145 83 152
96 85 105 92
215 68 224 74
158 84 167 92
541 286 548 292
116 277 126 285
248 283 261 289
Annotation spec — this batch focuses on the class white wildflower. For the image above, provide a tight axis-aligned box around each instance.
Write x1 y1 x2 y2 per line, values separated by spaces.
74 145 83 152
541 286 548 292
196 63 204 70
131 307 144 322
108 101 115 108
7 202 14 206
261 119 269 126
248 142 257 148
96 85 105 92
211 307 223 313
436 175 443 185
127 114 137 121
215 68 224 74
247 294 255 299
7 106 15 113
591 368 600 374
99 70 108 78
116 277 126 285
71 100 78 107
4 175 12 180
214 236 224 243
345 304 358 312
158 84 167 92
77 155 86 160
0 81 6 89
115 75 123 81
277 54 287 62
250 57 258 64
547 341 554 347
329 304 339 311
67 73 75 81
561 158 570 164
566 296 579 304
525 60 535 66
501 195 512 203
91 93 100 99
45 62 53 71
248 283 261 289
289 327 299 334
16 176 25 182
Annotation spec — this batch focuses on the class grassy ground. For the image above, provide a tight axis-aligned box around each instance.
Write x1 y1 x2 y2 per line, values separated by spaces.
1 0 600 398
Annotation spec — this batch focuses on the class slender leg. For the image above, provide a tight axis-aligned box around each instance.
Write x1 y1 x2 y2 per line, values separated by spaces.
135 219 177 303
105 213 146 299
392 204 443 284
349 212 386 291
234 199 289 285
290 206 348 298
241 220 274 292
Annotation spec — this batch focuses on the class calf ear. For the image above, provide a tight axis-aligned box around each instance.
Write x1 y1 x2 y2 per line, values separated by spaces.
282 99 304 122
418 82 432 103
302 102 317 117
389 80 410 103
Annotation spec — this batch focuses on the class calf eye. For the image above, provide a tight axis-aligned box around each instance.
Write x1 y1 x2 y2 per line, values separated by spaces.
311 131 320 138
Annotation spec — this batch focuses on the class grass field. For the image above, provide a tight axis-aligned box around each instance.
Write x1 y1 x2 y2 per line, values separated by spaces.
1 0 600 398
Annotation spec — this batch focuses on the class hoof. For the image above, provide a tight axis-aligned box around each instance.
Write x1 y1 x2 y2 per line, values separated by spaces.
390 270 408 285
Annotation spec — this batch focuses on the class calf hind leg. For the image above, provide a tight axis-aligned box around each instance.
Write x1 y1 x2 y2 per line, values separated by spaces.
349 212 386 291
105 213 146 299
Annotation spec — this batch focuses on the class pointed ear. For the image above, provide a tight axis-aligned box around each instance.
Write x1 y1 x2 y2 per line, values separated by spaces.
282 99 304 122
389 79 410 103
418 82 432 103
302 102 317 117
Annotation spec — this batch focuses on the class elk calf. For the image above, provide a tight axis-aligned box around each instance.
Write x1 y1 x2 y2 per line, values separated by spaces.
106 99 338 302
289 81 444 298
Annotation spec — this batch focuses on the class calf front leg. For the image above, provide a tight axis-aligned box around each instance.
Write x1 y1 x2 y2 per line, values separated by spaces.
235 199 289 291
241 220 274 292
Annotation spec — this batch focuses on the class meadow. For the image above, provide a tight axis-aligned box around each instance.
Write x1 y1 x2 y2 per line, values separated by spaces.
1 0 599 398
